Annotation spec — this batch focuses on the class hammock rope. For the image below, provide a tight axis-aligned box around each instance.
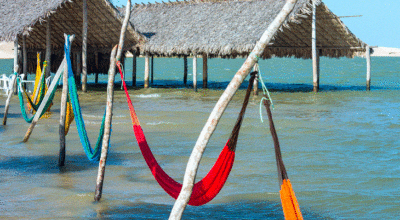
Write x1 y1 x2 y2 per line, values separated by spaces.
65 35 106 161
117 61 256 206
17 73 58 123
263 99 303 220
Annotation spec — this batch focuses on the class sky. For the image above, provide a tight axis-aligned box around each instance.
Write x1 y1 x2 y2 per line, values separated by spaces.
112 0 400 48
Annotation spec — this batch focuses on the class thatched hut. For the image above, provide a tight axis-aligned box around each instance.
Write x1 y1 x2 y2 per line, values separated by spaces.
0 0 145 90
129 0 368 91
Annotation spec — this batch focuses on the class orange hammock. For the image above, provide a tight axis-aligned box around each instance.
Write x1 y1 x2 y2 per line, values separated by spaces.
117 62 256 206
263 99 303 219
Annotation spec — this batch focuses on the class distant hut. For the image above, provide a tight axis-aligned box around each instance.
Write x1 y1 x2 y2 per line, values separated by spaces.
0 0 145 90
129 0 368 91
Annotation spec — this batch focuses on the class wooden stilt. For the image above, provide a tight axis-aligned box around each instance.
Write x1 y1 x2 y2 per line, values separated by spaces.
76 52 81 86
95 51 99 84
82 0 88 92
202 53 207 89
151 55 154 85
23 35 27 77
45 17 51 78
23 59 66 142
253 63 259 96
59 34 75 167
312 0 319 92
193 53 197 92
144 52 150 88
183 55 188 86
2 39 19 125
366 45 371 91
132 51 136 87
169 0 299 218
94 0 131 202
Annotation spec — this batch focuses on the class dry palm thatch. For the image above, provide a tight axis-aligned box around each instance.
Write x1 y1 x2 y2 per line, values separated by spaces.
0 0 145 73
129 0 365 59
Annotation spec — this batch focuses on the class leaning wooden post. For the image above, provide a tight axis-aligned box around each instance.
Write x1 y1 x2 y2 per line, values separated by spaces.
2 39 19 125
45 17 51 78
366 45 371 91
59 34 75 167
94 0 131 202
151 55 154 84
23 58 66 142
169 0 299 218
253 63 259 96
312 0 319 92
202 53 208 89
193 53 197 92
81 0 88 92
183 55 188 86
144 52 150 88
132 51 137 87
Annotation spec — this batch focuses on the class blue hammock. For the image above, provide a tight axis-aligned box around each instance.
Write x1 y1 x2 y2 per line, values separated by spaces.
65 36 108 161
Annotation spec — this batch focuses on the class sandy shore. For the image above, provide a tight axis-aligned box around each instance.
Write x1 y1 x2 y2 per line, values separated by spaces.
1 41 400 59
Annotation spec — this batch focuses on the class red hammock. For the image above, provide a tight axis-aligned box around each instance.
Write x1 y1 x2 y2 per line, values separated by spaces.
117 62 255 206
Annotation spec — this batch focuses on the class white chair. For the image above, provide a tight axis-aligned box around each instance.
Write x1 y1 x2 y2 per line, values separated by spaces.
0 74 11 95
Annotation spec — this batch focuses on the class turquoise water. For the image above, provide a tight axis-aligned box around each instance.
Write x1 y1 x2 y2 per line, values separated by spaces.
0 56 399 219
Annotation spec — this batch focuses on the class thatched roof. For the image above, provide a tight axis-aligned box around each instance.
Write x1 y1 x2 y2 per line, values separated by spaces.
130 0 365 59
0 0 145 52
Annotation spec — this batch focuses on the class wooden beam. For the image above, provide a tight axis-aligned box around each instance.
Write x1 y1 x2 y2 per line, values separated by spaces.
2 39 19 125
82 0 88 92
95 51 99 83
45 17 51 78
253 63 259 96
366 45 371 91
23 35 27 76
132 52 137 87
183 55 188 86
151 55 154 85
312 0 319 92
168 0 300 218
94 0 131 202
76 52 82 86
193 53 197 92
144 52 150 88
202 53 207 89
59 34 75 167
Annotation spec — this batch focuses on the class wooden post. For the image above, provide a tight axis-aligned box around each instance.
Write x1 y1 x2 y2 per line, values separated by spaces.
2 39 19 125
94 0 131 202
59 34 75 167
366 45 371 91
23 59 66 142
82 0 88 92
169 0 299 218
144 52 150 88
95 51 99 84
202 53 208 89
312 0 319 92
76 52 81 86
183 55 188 86
253 63 259 96
23 35 27 77
150 55 154 85
45 17 51 78
132 51 136 87
193 53 197 92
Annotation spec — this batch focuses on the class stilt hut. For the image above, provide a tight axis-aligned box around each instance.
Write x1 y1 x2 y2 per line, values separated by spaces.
0 0 145 91
129 0 368 91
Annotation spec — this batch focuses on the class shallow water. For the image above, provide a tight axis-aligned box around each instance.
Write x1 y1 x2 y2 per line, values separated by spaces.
0 57 399 219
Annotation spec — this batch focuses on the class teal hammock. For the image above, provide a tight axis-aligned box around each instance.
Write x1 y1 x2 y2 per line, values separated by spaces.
17 74 58 123
65 35 107 161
